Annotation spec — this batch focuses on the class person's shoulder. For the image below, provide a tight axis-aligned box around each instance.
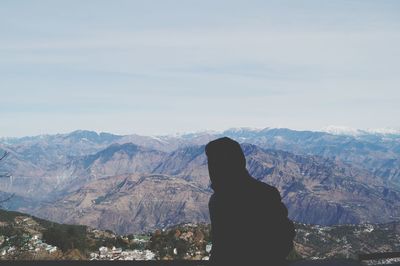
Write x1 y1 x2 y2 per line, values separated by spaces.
208 192 217 205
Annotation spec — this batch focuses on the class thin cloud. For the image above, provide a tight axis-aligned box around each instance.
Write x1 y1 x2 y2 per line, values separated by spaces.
0 1 399 136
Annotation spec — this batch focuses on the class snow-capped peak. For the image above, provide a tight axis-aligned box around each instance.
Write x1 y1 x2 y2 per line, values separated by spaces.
322 126 364 136
224 127 264 133
322 125 400 136
364 128 400 135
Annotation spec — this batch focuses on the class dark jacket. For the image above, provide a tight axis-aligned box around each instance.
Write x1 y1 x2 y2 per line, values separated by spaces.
206 137 295 266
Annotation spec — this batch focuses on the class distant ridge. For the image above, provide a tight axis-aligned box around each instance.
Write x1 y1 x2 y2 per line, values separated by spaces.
2 125 400 141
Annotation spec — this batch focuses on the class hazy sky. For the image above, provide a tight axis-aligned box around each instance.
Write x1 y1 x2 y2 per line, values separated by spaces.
1 0 399 137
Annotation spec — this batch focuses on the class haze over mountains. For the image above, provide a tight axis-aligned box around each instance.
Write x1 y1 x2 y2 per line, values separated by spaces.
0 127 400 234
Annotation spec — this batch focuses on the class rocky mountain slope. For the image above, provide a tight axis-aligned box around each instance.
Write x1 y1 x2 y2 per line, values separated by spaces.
31 143 400 234
36 174 210 234
2 127 399 188
1 128 400 234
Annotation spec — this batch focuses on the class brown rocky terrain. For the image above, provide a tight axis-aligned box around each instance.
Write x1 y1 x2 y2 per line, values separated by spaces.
32 143 400 234
36 174 210 234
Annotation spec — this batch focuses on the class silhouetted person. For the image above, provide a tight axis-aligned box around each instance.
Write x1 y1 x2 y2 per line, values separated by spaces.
206 137 295 266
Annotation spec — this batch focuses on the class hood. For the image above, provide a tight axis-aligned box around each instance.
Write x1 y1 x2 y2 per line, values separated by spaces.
205 137 250 192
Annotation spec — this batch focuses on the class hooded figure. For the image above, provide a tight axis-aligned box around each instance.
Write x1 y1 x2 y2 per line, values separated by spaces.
206 137 295 266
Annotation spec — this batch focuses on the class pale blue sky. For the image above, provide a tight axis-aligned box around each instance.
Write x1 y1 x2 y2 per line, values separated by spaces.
1 0 400 137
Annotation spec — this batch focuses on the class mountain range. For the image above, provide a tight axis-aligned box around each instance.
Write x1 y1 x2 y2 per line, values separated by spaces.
1 127 400 234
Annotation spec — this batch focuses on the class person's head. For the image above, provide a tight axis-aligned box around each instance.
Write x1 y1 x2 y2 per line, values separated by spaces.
205 137 248 191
